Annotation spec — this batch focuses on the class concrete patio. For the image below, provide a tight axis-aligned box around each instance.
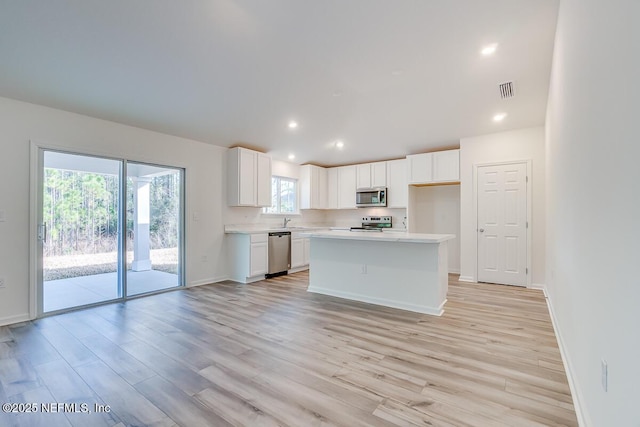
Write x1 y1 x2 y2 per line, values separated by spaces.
43 269 180 312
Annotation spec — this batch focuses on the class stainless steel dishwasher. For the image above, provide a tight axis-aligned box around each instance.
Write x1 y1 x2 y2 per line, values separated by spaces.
267 231 291 278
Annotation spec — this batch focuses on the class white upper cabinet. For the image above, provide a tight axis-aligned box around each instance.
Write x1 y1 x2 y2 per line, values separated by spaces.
407 149 459 185
371 162 387 187
326 168 338 209
407 153 433 184
337 165 357 209
356 162 387 189
227 147 272 207
433 149 460 182
356 164 371 189
386 159 408 208
256 152 272 207
300 165 328 209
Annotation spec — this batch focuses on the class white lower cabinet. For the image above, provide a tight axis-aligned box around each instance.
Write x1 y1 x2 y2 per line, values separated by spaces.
291 236 305 268
303 237 310 266
249 237 268 277
290 232 310 271
228 233 269 283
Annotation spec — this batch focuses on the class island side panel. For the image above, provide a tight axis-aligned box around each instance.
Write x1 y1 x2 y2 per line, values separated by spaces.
307 237 448 315
437 240 449 304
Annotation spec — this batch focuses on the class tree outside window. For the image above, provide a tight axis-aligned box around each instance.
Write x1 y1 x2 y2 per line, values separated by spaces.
264 176 297 214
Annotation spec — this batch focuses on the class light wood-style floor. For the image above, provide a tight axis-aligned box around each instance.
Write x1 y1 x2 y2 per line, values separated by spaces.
0 272 577 426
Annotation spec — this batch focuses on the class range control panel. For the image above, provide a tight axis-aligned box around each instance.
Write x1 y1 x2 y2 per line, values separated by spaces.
361 216 392 228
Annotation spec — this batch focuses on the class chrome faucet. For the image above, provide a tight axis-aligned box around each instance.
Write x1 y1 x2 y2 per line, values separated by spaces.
283 217 292 228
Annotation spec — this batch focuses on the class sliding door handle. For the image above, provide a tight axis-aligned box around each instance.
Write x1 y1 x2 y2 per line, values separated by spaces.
38 223 47 242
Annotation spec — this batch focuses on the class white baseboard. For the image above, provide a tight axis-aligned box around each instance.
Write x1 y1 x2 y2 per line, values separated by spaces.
0 313 31 327
529 282 546 290
308 286 445 316
225 275 265 284
544 289 589 427
188 276 229 287
458 275 475 283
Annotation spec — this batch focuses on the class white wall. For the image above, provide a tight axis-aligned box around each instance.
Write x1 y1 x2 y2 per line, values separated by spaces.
459 126 546 286
271 159 300 180
0 96 228 325
545 0 640 424
409 185 460 274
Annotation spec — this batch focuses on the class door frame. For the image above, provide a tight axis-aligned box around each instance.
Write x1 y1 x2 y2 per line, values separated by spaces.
29 140 186 319
472 159 532 287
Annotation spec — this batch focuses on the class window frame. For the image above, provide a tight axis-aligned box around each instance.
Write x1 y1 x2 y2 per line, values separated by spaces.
262 175 300 215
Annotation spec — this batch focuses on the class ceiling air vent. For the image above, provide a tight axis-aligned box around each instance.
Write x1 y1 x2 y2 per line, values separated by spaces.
499 81 515 99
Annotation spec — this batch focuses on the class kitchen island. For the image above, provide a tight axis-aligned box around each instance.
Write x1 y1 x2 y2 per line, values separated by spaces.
303 230 455 315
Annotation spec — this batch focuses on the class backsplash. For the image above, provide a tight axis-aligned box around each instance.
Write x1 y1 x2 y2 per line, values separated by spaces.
324 208 407 229
224 206 328 228
224 206 407 229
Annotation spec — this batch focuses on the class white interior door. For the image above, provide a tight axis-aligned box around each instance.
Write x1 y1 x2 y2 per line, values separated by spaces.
477 163 528 286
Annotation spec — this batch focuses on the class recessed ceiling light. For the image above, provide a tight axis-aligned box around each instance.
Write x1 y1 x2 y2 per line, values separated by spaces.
391 70 403 76
288 153 295 160
481 43 498 56
335 140 344 149
288 121 298 129
493 113 507 122
332 91 343 97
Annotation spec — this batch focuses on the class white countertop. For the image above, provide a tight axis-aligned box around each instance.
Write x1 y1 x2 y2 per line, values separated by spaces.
224 225 330 234
301 230 455 243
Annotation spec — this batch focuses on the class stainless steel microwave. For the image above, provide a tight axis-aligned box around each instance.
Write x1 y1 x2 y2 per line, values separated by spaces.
356 187 387 208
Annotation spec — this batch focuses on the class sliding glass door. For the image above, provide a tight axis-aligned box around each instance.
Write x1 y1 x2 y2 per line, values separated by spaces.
42 151 122 312
38 149 184 315
126 163 183 296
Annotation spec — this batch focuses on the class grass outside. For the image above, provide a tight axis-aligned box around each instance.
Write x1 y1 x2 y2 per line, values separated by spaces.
44 248 179 281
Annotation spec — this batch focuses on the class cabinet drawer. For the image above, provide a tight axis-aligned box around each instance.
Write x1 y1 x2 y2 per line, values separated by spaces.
251 233 268 243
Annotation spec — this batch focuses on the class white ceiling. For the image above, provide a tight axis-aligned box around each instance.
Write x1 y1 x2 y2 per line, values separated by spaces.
0 0 559 166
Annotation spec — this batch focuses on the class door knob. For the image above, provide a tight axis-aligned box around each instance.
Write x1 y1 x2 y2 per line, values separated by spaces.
479 228 485 233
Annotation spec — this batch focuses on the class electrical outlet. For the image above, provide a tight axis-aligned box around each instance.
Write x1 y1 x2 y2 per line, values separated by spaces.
0 277 5 288
0 210 6 222
201 255 208 262
361 265 367 274
601 359 608 392
193 212 200 222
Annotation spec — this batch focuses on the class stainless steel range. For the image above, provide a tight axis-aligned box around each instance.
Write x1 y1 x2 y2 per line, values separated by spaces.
350 216 392 232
